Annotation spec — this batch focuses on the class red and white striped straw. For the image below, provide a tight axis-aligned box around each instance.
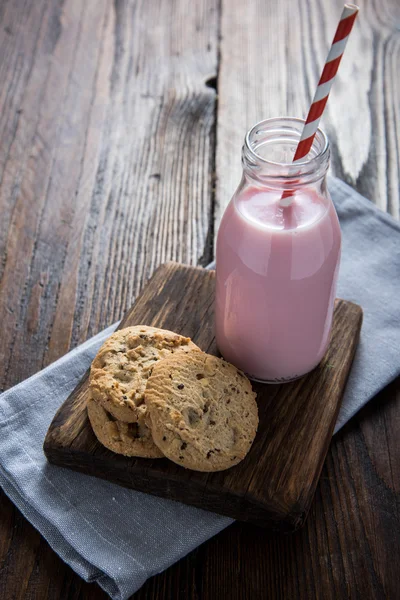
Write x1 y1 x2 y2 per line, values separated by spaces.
294 3 359 162
281 3 359 206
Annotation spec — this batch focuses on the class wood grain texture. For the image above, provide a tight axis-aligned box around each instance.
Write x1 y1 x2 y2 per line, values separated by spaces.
44 262 363 530
215 0 400 231
0 0 219 596
0 0 399 597
0 0 218 392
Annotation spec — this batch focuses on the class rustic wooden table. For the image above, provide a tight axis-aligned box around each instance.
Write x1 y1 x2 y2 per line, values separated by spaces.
0 0 399 598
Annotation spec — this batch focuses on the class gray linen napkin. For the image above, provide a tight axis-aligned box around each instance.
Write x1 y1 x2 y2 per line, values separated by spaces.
0 177 399 599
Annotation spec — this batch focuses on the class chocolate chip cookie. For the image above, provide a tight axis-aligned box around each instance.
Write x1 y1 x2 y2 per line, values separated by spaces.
89 325 199 423
145 350 258 471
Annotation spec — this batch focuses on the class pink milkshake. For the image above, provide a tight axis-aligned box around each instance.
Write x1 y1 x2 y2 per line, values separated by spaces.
215 118 341 382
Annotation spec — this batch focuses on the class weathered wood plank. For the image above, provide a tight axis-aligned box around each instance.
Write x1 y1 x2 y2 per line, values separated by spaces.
0 0 218 393
0 0 219 597
175 383 400 600
215 0 400 230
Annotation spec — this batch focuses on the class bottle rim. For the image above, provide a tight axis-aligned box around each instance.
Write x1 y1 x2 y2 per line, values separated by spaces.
243 117 330 185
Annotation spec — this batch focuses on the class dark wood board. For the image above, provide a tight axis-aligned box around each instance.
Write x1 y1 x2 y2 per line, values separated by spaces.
44 262 363 531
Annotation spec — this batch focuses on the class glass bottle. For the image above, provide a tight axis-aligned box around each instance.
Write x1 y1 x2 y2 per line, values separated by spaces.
215 117 341 383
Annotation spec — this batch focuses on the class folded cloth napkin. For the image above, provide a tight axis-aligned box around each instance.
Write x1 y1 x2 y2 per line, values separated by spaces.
0 177 399 599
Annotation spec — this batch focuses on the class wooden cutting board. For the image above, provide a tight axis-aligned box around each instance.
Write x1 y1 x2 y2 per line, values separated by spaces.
44 262 363 531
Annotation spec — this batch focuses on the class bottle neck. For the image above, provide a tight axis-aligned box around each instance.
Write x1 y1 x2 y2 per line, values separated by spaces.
241 117 330 191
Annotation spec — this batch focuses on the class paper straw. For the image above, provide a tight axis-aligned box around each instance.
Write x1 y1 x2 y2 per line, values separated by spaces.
281 4 359 207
